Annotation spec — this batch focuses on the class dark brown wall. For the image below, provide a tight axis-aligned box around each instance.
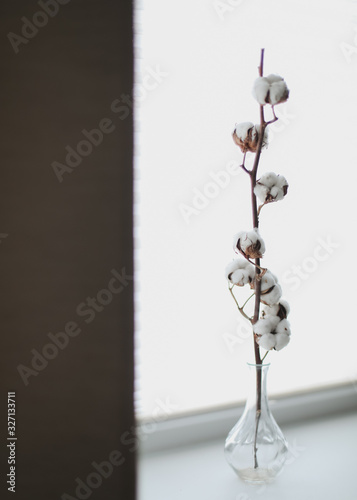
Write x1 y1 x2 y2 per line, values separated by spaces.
0 1 135 498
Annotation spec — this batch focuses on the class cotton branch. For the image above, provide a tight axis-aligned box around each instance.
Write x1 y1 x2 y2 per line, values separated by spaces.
229 284 252 323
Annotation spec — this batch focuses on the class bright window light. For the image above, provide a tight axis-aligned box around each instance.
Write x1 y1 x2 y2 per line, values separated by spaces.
135 0 357 419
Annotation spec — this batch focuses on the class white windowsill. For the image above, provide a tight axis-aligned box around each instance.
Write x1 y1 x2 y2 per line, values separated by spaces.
139 410 357 500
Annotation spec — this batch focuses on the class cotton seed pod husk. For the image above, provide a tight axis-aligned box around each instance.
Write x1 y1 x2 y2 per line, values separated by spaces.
232 124 267 153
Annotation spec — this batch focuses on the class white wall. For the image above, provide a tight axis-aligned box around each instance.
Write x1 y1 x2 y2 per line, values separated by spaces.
135 0 357 418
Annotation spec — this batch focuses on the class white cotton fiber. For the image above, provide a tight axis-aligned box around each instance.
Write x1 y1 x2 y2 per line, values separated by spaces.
259 172 278 188
275 333 290 351
236 228 266 259
230 269 246 286
260 271 277 291
225 259 255 285
255 172 288 204
262 300 290 319
254 319 271 336
276 319 291 336
269 81 289 106
252 77 270 105
279 299 290 317
257 333 276 350
234 122 254 141
261 303 279 317
254 183 269 203
265 74 284 84
276 174 288 189
252 74 289 106
261 283 283 306
269 185 280 199
254 316 280 336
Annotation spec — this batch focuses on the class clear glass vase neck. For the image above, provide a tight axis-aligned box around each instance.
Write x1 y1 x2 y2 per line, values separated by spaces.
245 363 270 413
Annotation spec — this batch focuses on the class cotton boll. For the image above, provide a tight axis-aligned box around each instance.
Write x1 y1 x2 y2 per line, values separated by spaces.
275 333 290 351
233 122 267 153
275 190 285 202
232 122 255 153
230 269 249 286
269 185 280 199
269 81 289 105
243 264 256 282
266 315 280 330
260 271 277 292
225 260 239 280
252 77 270 105
225 259 255 285
254 316 280 336
245 228 266 256
254 183 269 203
269 271 279 283
279 300 290 316
255 172 288 204
234 122 254 141
262 300 290 319
230 269 245 286
276 319 291 336
259 172 278 188
254 319 271 336
231 266 255 286
257 333 276 350
261 283 283 306
233 231 244 252
225 258 247 278
236 228 266 259
261 303 280 317
276 174 288 189
253 74 289 107
265 74 284 84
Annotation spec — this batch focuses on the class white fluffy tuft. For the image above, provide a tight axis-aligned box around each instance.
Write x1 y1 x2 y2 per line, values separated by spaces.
261 282 283 306
255 316 291 352
275 333 290 351
259 172 278 188
255 172 288 203
225 259 255 286
262 299 290 319
257 334 276 350
252 75 289 106
234 122 254 140
252 77 270 105
254 316 280 336
254 183 269 203
269 81 289 105
236 228 266 257
265 74 284 84
276 319 291 336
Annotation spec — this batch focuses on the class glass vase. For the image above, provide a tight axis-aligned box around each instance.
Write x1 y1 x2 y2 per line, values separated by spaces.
224 363 288 483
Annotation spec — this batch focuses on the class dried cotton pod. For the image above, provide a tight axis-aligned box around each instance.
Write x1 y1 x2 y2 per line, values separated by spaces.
234 228 266 259
232 122 268 153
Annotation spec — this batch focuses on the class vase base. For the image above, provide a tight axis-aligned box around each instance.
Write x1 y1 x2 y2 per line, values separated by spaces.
236 467 278 483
